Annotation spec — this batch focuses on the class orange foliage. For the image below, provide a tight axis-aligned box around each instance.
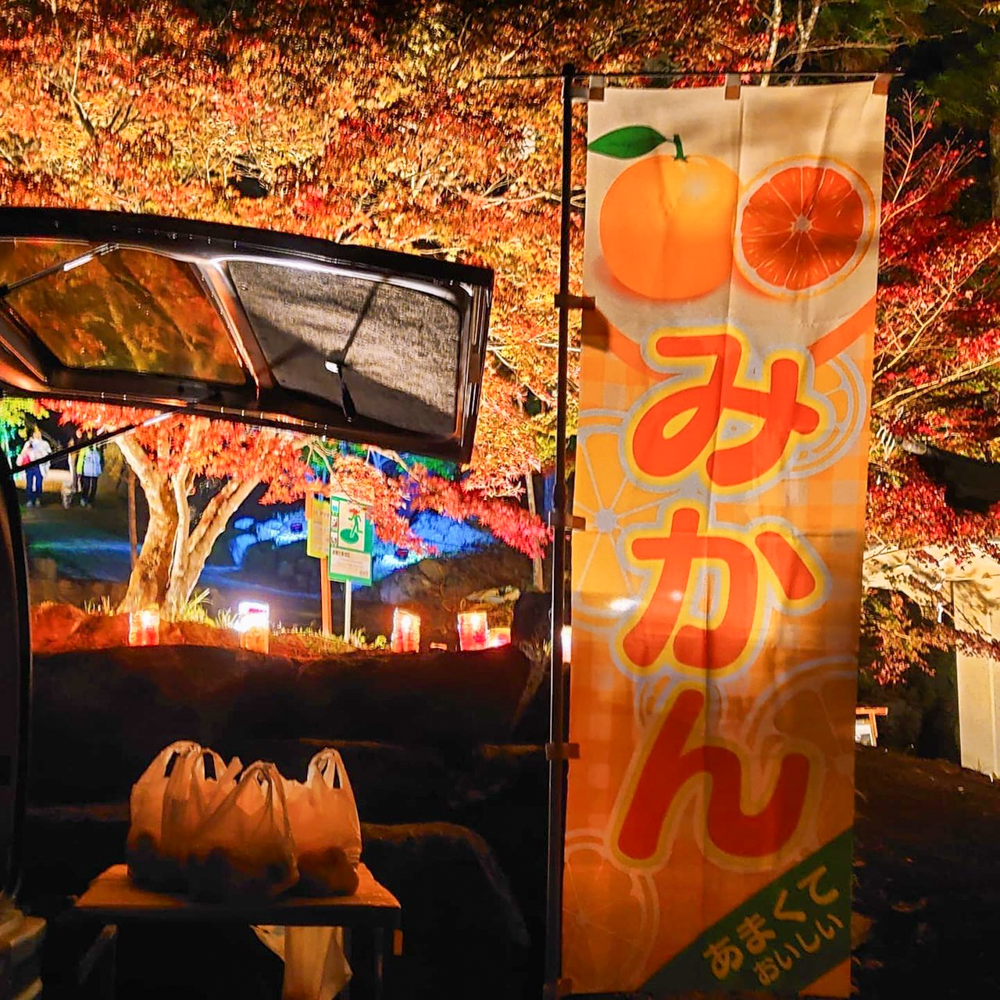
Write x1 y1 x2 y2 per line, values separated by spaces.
0 0 762 484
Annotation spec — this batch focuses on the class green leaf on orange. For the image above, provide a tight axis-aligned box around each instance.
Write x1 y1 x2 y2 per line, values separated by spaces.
588 125 670 159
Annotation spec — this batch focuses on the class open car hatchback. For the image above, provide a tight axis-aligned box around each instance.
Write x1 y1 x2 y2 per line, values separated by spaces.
0 207 494 900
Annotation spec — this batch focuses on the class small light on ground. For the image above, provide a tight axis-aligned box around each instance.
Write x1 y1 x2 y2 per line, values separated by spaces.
488 627 511 648
392 609 421 653
457 611 488 651
128 608 160 647
236 600 270 654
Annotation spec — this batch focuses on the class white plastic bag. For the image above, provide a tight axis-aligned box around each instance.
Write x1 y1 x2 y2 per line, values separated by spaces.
284 748 362 896
253 925 352 1000
126 741 201 889
187 761 299 901
127 742 244 891
161 748 242 868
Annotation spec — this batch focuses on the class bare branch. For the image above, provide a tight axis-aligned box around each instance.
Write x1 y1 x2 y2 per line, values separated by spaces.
792 0 823 74
760 0 783 87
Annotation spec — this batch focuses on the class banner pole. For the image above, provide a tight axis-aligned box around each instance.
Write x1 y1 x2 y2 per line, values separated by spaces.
543 60 575 1000
343 580 353 642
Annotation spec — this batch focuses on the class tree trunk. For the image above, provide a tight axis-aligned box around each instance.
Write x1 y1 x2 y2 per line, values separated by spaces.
990 118 1000 221
760 0 783 87
525 472 545 591
792 0 822 76
116 428 262 616
127 467 138 569
117 435 178 611
162 476 261 617
119 481 178 610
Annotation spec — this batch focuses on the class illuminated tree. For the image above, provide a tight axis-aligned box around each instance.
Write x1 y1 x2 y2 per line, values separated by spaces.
0 0 762 480
862 96 1000 683
0 0 762 610
0 398 47 463
46 399 549 614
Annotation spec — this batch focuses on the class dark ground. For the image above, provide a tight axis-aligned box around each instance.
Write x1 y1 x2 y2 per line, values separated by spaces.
850 746 1000 999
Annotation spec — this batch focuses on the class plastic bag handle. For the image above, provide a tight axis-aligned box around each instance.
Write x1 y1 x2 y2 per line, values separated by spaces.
235 761 291 823
309 748 350 792
162 740 202 778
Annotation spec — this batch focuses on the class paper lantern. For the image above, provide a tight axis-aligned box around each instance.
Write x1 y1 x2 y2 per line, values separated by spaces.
457 611 488 651
487 627 511 648
236 600 270 654
391 609 421 653
128 608 160 647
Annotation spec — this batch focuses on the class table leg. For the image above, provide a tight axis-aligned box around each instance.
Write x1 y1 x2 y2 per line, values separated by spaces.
72 923 117 998
347 927 385 1000
101 924 117 1000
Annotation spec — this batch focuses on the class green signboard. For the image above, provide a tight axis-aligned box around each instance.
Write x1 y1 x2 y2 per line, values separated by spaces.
328 496 373 585
643 829 852 995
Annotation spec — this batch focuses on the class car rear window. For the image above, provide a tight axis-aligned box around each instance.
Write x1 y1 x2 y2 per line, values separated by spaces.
0 240 246 384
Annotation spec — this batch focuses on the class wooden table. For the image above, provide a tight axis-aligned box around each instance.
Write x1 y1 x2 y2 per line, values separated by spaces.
70 864 401 999
856 705 890 747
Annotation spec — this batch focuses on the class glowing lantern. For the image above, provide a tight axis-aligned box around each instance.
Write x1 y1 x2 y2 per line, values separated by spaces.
236 600 270 654
391 609 421 653
561 625 572 664
457 611 489 651
128 608 160 647
488 627 511 648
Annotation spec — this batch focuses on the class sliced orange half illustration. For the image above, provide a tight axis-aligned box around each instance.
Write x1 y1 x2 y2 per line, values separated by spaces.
735 158 875 297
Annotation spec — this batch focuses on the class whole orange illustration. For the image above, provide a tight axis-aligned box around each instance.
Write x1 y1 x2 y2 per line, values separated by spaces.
599 146 738 301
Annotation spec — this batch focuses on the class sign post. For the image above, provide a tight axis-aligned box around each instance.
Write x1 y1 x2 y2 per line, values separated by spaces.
328 496 373 642
306 494 333 635
319 557 332 635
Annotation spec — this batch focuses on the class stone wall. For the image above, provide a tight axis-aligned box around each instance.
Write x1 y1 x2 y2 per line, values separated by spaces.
28 555 127 608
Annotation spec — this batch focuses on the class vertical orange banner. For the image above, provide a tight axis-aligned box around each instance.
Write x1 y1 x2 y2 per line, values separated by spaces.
565 83 886 997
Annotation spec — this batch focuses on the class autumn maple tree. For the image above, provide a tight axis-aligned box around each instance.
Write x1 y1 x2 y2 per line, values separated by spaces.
0 0 761 476
858 95 1000 683
0 398 47 462
0 0 761 611
9 1 997 681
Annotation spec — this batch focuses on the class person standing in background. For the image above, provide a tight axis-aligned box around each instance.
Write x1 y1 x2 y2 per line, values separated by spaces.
63 434 80 508
16 427 52 508
77 444 103 507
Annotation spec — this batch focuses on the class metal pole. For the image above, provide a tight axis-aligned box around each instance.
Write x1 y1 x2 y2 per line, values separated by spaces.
544 60 575 1000
344 580 353 642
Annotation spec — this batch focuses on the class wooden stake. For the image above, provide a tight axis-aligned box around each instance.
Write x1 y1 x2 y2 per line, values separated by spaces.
320 555 332 635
